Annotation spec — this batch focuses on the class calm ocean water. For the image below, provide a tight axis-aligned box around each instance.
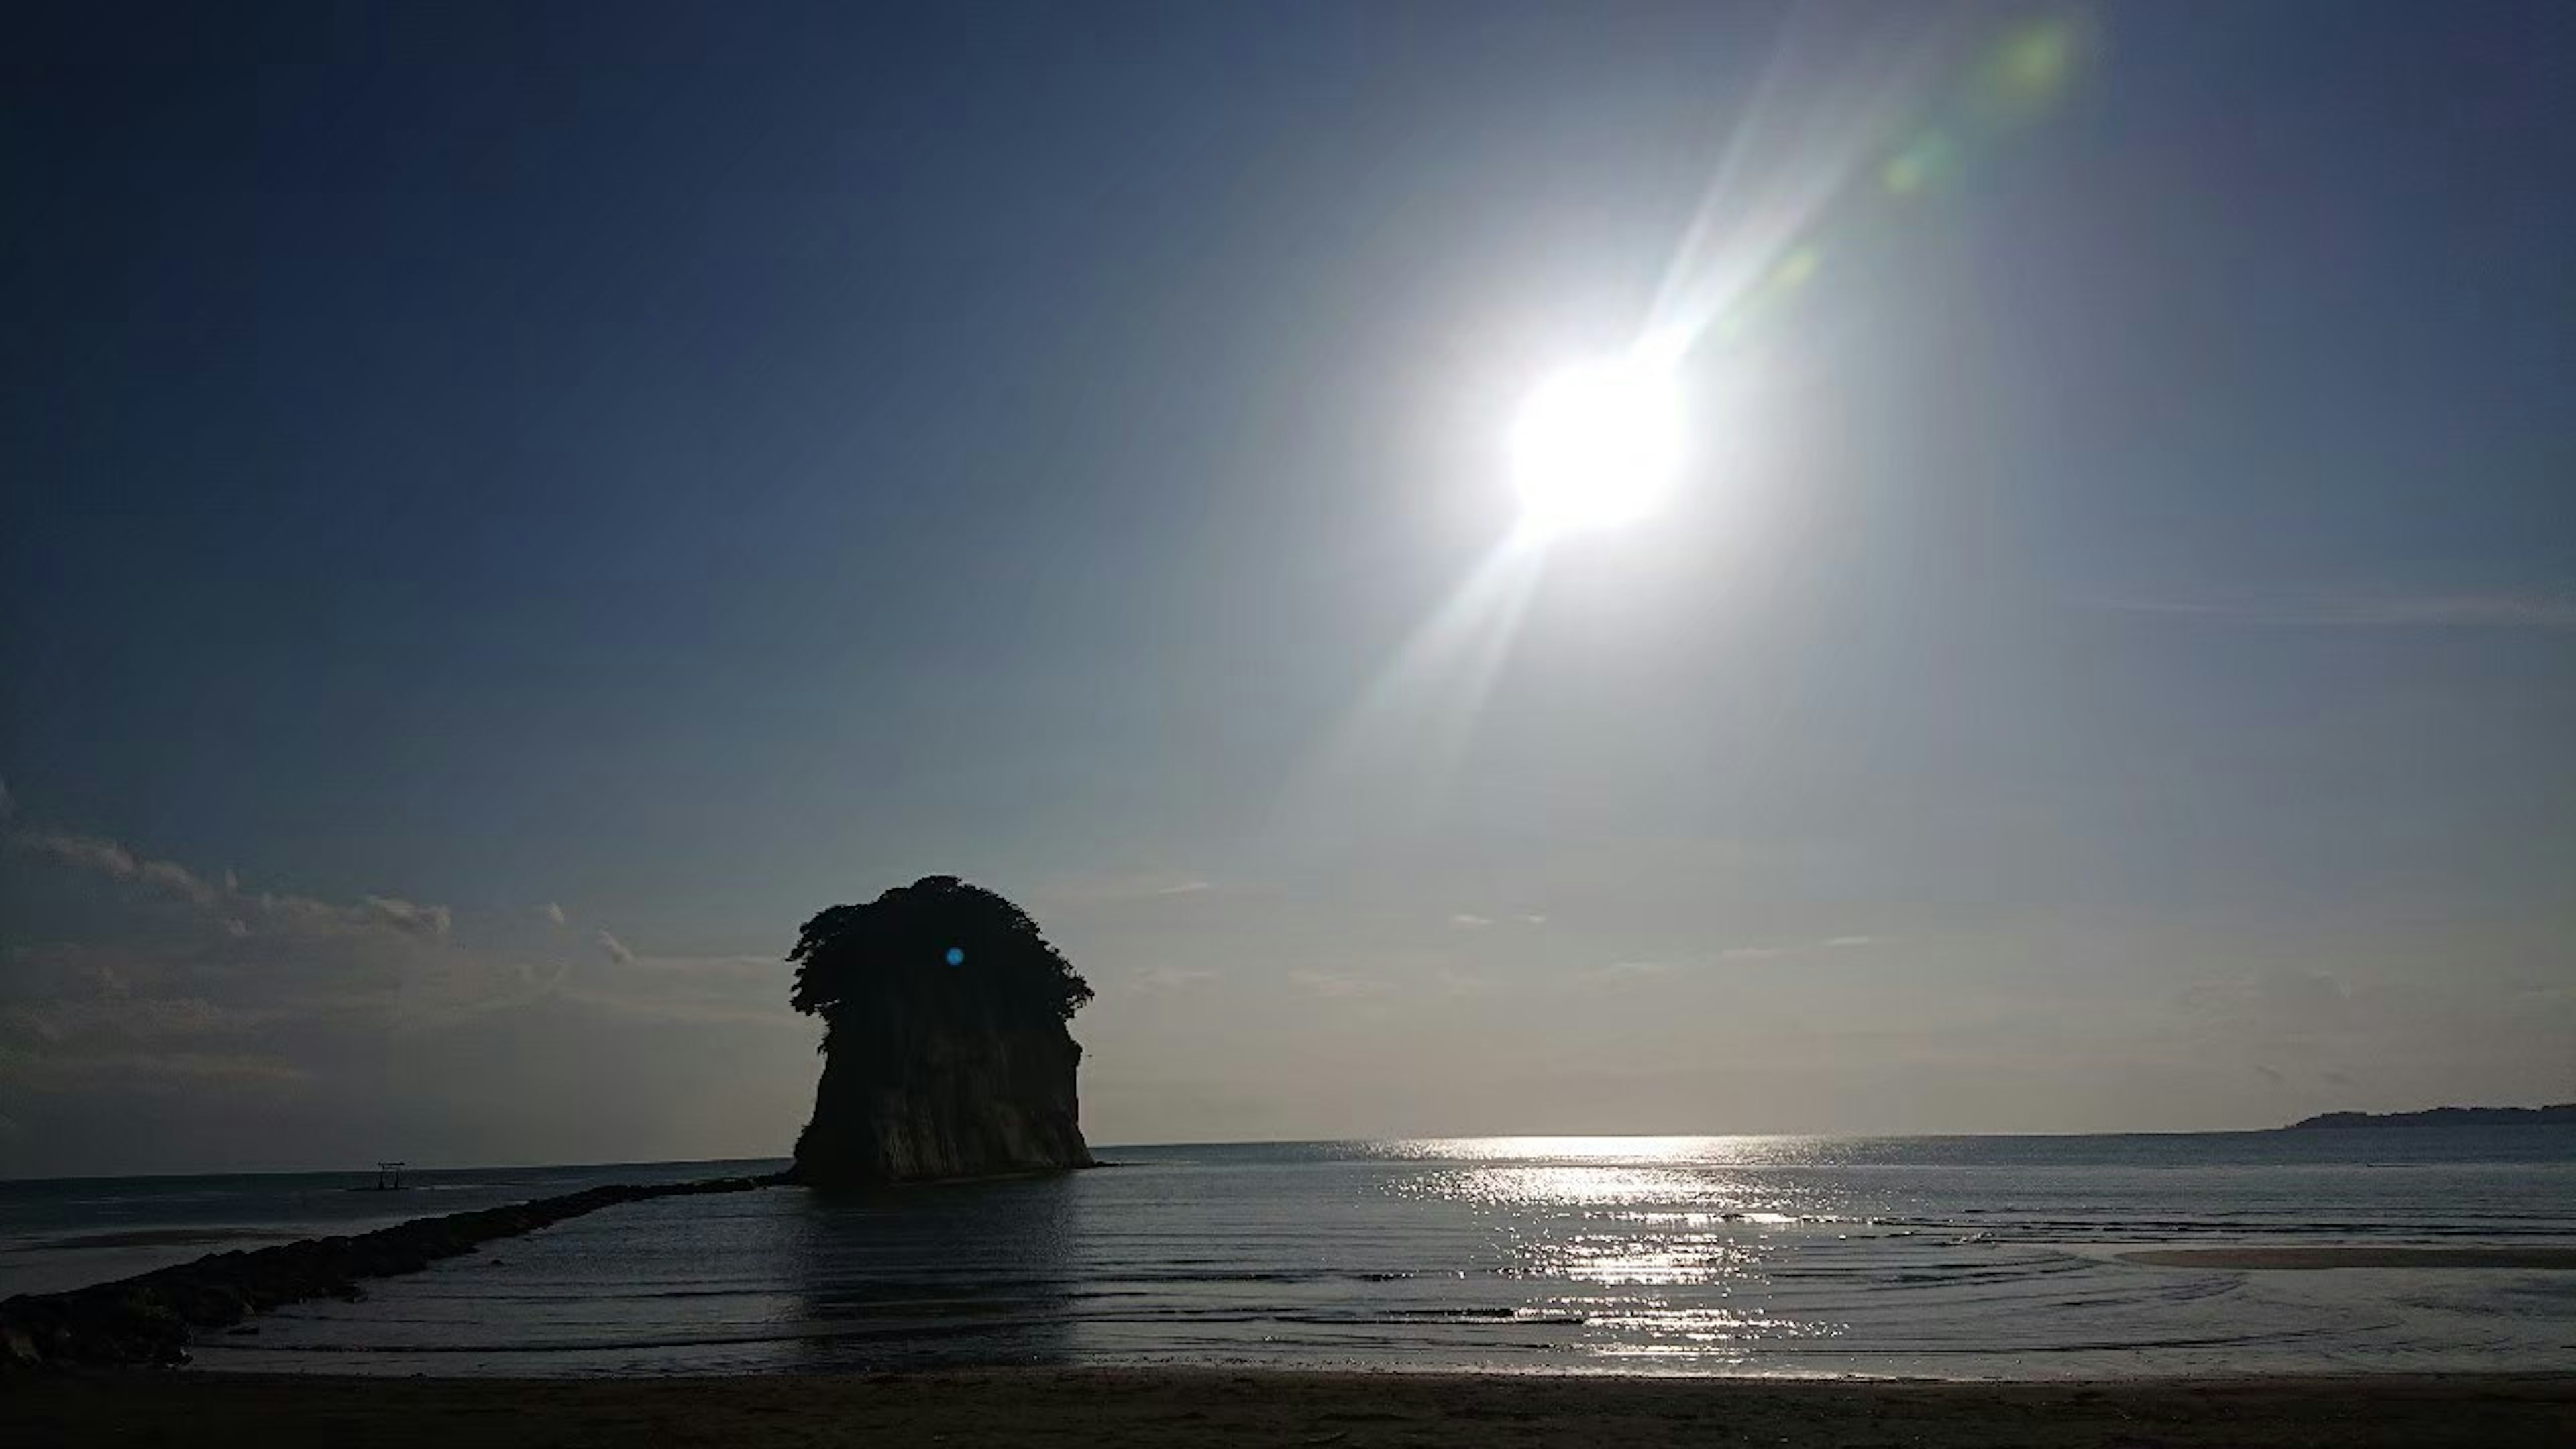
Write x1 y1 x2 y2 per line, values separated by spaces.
7 1132 2573 1377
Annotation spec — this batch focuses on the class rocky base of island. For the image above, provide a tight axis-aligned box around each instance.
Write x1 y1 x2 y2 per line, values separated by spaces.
0 1173 786 1371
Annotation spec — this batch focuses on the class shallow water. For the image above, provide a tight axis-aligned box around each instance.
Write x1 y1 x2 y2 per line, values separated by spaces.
10 1131 2574 1377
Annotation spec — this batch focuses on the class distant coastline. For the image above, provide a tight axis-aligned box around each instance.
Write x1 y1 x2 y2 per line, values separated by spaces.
2282 1104 2576 1130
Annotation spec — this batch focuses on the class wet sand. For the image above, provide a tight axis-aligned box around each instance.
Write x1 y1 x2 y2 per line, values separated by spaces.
11 1368 2574 1448
2121 1246 2576 1270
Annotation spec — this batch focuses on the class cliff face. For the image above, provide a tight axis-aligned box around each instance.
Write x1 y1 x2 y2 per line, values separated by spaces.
784 875 1097 1187
792 1007 1093 1186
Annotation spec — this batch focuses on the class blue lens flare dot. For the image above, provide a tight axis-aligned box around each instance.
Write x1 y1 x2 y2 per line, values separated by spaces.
945 947 966 967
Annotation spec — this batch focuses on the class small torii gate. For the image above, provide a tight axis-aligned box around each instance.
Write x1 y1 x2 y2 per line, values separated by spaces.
373 1161 407 1191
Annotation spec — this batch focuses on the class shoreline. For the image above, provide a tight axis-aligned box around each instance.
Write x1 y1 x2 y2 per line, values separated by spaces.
13 1367 2574 1448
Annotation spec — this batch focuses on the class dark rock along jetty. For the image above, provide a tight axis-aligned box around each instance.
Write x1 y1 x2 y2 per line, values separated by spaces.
0 1173 784 1371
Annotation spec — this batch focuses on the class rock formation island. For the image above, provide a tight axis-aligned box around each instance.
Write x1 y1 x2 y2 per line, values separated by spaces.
788 876 1096 1186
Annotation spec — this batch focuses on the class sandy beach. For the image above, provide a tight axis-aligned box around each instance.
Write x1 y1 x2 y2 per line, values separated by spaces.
13 1368 2574 1448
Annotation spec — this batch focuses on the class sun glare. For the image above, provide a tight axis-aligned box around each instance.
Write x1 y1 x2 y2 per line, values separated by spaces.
1508 354 1684 541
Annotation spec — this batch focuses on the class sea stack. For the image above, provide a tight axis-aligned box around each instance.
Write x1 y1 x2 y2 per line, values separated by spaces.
786 876 1095 1187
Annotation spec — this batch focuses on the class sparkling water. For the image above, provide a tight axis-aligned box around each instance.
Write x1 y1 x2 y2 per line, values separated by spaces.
8 1131 2571 1377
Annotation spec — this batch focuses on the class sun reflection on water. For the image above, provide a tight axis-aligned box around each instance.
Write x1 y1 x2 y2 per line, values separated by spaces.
1369 1135 1842 1165
1344 1136 1884 1355
1407 1165 1741 1210
1524 1233 1763 1287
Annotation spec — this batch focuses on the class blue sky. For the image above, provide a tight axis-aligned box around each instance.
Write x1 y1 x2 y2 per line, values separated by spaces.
4 2 2569 1174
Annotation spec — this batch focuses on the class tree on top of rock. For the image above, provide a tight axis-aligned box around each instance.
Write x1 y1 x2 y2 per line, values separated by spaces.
787 875 1093 1039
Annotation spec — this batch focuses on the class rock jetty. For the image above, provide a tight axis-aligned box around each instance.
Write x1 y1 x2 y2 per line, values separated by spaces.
0 1172 782 1371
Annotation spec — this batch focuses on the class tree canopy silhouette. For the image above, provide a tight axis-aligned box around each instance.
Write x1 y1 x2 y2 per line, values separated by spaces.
788 875 1093 1038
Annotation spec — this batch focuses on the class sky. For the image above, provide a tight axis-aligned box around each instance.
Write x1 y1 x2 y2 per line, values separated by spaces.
3 1 2570 1177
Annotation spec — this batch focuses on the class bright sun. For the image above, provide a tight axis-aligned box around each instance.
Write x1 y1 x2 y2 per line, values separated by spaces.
1507 354 1684 540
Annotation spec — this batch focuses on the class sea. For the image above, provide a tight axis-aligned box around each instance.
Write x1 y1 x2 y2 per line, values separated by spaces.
5 1131 2572 1377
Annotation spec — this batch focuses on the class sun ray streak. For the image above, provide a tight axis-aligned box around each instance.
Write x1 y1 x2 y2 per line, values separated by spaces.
1646 3 1984 364
1273 543 1550 843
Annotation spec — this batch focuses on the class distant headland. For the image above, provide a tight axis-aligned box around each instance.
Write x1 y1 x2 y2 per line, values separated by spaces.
2282 1104 2576 1130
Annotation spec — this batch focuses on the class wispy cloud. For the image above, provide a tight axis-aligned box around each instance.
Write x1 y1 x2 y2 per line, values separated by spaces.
1032 872 1219 906
2086 588 2576 631
1449 912 1493 929
1292 970 1393 998
550 953 789 1026
1 811 743 1041
0 1049 311 1089
2178 968 2349 1022
0 805 816 1168
1580 960 1674 985
15 832 142 883
9 824 464 943
363 896 451 940
1130 965 1218 993
14 828 224 908
1719 936 1880 961
11 991 281 1046
139 858 221 907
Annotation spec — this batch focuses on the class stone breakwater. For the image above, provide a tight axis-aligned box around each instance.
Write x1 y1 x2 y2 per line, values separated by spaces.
0 1173 786 1371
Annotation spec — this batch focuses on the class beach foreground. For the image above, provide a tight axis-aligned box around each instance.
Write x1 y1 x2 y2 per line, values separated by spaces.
14 1368 2573 1447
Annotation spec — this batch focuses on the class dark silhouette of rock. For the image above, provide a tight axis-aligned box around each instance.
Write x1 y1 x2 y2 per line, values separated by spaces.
2282 1103 2576 1130
0 1173 782 1371
788 876 1095 1187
